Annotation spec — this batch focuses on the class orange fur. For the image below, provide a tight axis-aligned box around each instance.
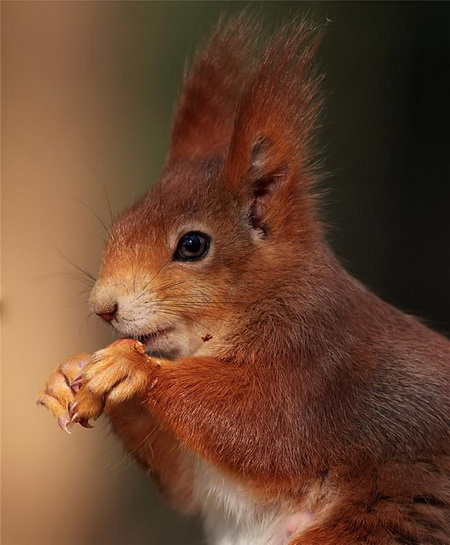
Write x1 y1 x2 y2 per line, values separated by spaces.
39 17 450 544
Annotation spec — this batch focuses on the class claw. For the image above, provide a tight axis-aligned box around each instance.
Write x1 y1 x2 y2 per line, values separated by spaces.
68 401 78 418
79 418 94 429
71 411 80 423
70 375 83 392
57 416 72 434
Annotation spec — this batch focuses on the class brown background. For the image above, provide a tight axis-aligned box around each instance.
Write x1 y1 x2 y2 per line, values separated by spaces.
2 2 449 544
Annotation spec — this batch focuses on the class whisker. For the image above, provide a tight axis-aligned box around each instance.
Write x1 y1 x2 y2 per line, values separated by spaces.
87 159 115 224
156 298 242 306
80 311 96 330
74 198 111 236
155 304 236 314
134 280 190 301
55 246 97 284
101 182 114 225
133 258 177 301
38 270 96 288
158 309 210 330
61 298 91 311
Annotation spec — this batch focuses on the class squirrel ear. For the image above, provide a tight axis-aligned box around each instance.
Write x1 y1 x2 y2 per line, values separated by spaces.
167 16 259 164
246 137 289 235
223 19 325 234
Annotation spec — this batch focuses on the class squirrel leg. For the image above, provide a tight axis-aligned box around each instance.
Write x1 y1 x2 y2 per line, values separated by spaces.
65 344 270 475
144 354 299 481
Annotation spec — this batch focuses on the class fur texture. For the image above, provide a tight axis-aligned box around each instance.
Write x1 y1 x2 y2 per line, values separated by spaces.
38 17 450 544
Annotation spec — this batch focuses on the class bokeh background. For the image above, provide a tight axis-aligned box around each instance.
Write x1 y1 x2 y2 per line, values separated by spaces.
2 2 449 544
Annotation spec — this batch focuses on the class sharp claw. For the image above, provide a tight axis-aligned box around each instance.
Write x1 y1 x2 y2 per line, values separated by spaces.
68 401 78 418
71 383 81 393
71 411 80 423
70 375 83 392
58 416 72 434
79 419 94 429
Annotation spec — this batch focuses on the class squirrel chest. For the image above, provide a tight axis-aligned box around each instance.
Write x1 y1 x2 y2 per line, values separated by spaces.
111 399 317 545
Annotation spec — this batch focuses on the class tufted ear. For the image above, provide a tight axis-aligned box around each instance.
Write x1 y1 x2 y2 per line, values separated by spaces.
223 19 325 236
167 15 259 164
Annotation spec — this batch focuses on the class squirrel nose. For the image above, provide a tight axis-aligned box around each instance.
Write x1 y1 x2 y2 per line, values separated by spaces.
90 282 120 323
97 303 118 323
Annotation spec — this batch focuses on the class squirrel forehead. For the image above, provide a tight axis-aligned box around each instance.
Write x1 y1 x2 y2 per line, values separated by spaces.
156 158 230 214
106 159 238 250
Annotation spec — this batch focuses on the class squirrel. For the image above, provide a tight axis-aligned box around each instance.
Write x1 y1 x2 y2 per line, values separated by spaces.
38 16 450 545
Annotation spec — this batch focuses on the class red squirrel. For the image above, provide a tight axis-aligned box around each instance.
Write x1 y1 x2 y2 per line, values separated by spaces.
38 17 450 544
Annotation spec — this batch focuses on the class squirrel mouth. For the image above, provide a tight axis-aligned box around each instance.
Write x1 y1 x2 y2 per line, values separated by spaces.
137 329 171 351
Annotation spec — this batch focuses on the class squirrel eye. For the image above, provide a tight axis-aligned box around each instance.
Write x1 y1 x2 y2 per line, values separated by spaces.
174 231 210 262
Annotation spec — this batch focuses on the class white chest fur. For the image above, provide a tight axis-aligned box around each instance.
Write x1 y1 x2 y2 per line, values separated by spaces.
189 457 314 545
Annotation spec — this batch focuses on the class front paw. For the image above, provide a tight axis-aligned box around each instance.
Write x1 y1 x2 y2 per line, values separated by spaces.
69 339 153 425
37 353 92 433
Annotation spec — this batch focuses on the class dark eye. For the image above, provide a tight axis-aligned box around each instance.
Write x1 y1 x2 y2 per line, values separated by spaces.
174 231 210 262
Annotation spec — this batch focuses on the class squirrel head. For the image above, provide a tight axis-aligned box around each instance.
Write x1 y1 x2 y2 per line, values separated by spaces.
90 17 326 359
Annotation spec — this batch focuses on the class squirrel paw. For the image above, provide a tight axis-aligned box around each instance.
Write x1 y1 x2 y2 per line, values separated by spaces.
68 339 152 425
37 353 92 433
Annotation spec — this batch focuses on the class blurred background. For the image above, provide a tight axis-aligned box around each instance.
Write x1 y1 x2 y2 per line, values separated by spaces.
2 2 449 544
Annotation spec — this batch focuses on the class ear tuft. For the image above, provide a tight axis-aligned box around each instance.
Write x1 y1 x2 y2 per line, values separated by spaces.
221 18 326 237
224 18 325 193
167 15 260 163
